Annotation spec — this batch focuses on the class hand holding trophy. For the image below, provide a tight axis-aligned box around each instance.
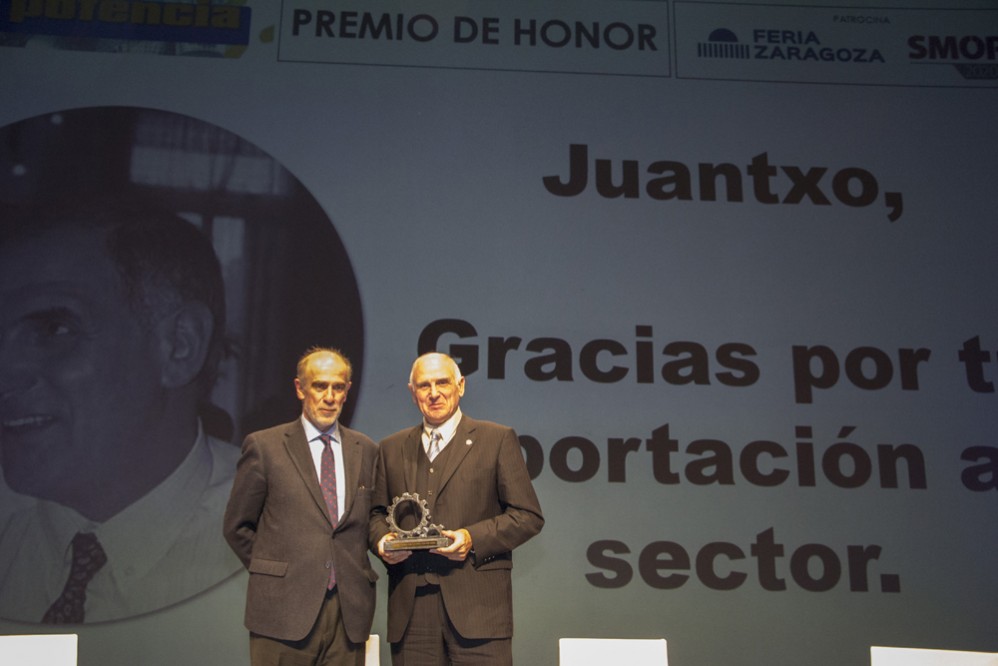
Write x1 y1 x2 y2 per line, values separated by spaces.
384 492 452 551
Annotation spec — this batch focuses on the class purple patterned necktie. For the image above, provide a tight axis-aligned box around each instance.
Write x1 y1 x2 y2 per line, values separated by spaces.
319 434 338 588
42 531 107 624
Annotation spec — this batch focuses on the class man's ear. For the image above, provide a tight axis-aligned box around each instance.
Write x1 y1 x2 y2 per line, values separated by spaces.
156 302 215 389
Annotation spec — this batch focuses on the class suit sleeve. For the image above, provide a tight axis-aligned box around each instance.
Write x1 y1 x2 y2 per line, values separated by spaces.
222 433 268 568
466 426 544 559
368 441 391 552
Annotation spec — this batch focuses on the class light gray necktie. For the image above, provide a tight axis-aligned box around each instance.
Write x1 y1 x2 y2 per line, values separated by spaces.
428 429 442 462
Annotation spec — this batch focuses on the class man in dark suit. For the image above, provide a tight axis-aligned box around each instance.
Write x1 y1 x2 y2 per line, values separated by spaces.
371 352 544 665
225 347 379 666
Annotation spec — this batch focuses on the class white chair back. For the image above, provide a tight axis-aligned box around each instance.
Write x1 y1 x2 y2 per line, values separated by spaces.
365 633 380 666
560 638 668 665
0 634 78 666
871 646 998 666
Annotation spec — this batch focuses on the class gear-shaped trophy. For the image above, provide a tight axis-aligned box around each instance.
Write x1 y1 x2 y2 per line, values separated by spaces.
384 491 452 551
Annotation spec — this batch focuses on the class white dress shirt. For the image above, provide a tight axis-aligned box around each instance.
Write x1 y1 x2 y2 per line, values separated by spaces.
0 423 242 623
421 408 463 456
301 415 347 522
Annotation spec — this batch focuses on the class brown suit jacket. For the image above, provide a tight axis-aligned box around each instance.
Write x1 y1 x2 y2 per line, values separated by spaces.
223 419 379 643
369 415 543 643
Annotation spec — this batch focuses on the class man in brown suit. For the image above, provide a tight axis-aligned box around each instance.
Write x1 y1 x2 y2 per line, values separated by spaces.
224 348 379 665
370 352 544 665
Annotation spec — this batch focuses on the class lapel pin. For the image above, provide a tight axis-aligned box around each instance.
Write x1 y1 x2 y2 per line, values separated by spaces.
466 439 472 446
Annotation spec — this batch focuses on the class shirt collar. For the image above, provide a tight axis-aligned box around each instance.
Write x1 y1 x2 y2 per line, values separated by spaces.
36 421 213 587
423 408 462 444
301 414 340 444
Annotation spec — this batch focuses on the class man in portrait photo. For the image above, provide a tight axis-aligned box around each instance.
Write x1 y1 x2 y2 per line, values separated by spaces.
0 109 366 662
0 196 242 623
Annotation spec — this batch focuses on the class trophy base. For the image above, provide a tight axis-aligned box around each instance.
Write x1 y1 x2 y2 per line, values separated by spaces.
385 536 452 551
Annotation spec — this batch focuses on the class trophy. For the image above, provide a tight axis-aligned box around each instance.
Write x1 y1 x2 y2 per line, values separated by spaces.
384 491 452 551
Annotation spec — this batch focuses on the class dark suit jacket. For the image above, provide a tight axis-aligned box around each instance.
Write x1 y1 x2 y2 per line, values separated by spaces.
223 419 379 643
369 415 543 643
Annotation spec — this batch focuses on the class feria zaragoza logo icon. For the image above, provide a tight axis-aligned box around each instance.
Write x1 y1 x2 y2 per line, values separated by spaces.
697 27 885 64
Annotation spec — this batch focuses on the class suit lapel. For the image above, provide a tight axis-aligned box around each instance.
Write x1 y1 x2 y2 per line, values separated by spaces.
283 421 331 523
435 416 475 493
402 425 423 493
338 425 363 521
